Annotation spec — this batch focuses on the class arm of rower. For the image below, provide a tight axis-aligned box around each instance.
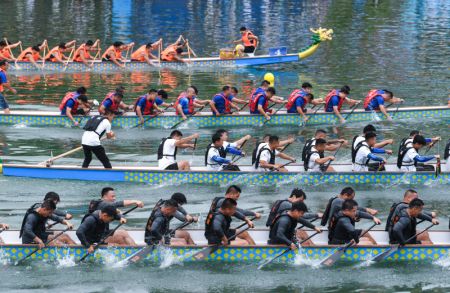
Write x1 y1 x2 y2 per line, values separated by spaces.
374 139 393 148
231 98 246 104
150 217 165 241
277 152 295 161
143 54 153 65
233 135 251 148
258 104 269 119
314 156 333 165
417 212 433 222
65 107 76 123
333 105 345 121
259 159 275 169
119 101 129 110
65 40 76 48
236 207 256 217
378 105 391 119
176 104 187 119
136 106 144 121
298 217 316 229
210 101 220 115
175 134 198 146
110 55 124 67
23 215 38 242
296 106 307 119
174 210 187 222
356 211 374 220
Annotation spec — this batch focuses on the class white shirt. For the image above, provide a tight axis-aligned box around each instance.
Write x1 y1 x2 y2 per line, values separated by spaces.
223 141 238 150
400 147 418 172
206 145 222 171
158 138 177 169
353 142 371 172
307 147 322 172
255 146 279 171
81 119 111 146
352 135 365 150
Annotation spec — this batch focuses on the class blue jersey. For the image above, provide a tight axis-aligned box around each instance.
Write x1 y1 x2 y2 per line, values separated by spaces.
287 96 306 113
325 95 341 112
365 91 385 111
212 93 233 114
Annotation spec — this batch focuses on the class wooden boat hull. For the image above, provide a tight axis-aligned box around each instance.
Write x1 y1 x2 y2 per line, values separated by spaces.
2 164 448 185
0 106 448 128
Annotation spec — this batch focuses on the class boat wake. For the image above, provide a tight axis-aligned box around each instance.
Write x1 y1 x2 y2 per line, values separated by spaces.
433 253 450 268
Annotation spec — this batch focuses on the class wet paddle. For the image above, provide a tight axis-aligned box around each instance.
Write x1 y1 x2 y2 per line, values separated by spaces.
262 103 285 126
171 104 207 129
190 217 256 261
320 223 378 267
257 231 320 270
370 223 435 262
78 205 139 262
16 227 72 265
132 105 172 129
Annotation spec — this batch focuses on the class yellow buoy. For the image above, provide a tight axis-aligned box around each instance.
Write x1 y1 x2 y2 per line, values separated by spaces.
264 72 275 86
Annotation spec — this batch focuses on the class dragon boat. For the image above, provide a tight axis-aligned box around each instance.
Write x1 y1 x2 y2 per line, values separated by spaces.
1 229 450 264
0 105 447 128
1 163 448 186
9 28 333 74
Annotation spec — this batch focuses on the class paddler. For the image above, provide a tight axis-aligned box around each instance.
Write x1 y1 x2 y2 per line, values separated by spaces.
44 192 73 220
233 26 259 56
101 41 135 68
98 86 132 115
285 82 324 122
0 40 22 61
0 60 17 114
390 198 438 245
156 89 172 107
81 187 143 245
134 89 163 124
145 193 198 245
301 129 348 164
398 130 440 157
363 89 404 121
328 199 380 245
174 86 210 120
20 200 75 247
131 39 163 65
252 134 295 167
324 85 360 124
81 110 116 169
205 198 251 246
76 205 127 252
59 86 92 126
73 39 100 67
249 87 286 120
0 222 9 244
45 40 76 63
385 189 437 242
266 189 322 246
216 129 251 156
230 87 248 105
254 135 296 172
144 199 192 245
304 138 336 172
445 138 450 171
17 41 46 69
210 86 242 115
268 202 319 250
352 132 392 172
205 132 244 171
160 36 187 62
157 130 199 171
397 135 439 172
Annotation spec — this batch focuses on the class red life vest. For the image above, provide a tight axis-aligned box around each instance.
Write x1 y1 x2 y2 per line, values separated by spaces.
174 92 194 115
59 92 79 114
249 91 268 113
286 89 307 111
134 95 155 115
215 92 231 113
363 89 380 109
324 89 344 111
100 92 119 112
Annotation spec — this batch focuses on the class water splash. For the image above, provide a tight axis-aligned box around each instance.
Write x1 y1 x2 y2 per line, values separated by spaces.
55 248 76 268
0 249 11 265
293 249 321 267
371 111 381 122
433 253 450 268
12 123 28 129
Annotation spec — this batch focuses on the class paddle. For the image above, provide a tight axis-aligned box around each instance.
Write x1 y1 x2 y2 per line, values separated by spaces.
343 103 360 122
231 138 249 161
190 216 256 261
63 46 75 71
424 139 439 155
257 231 320 270
170 104 207 129
262 103 285 126
237 102 249 112
123 220 193 265
322 141 344 172
370 223 435 262
391 101 403 120
305 105 322 126
268 160 296 172
132 105 172 129
16 227 72 265
320 223 378 267
435 157 441 178
77 205 139 262
3 38 21 70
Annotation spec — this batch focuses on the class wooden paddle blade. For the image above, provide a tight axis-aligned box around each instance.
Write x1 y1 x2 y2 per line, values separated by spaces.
370 246 398 262
319 247 346 266
124 245 156 265
191 245 218 261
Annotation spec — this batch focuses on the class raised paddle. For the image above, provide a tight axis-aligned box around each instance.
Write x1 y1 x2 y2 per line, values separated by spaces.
3 38 21 70
231 138 249 161
424 139 439 155
170 104 207 129
370 223 435 262
257 231 321 270
16 227 72 265
132 104 172 129
78 205 139 262
190 216 257 261
320 223 378 267
123 220 193 265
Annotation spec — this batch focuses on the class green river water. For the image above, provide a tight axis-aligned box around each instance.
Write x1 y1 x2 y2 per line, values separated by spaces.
0 0 449 292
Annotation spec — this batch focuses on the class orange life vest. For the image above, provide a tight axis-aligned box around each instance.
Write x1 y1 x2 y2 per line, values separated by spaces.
45 46 64 62
74 44 91 62
285 89 307 111
0 48 11 60
131 45 148 62
242 30 257 47
0 68 5 92
174 92 194 115
100 92 119 112
249 91 268 113
324 89 345 111
102 46 122 60
17 47 40 61
161 45 177 61
59 92 79 114
134 95 155 115
215 92 231 113
363 89 381 109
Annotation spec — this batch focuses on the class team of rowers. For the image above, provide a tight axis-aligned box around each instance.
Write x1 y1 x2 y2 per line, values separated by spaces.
0 27 259 69
0 186 440 253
